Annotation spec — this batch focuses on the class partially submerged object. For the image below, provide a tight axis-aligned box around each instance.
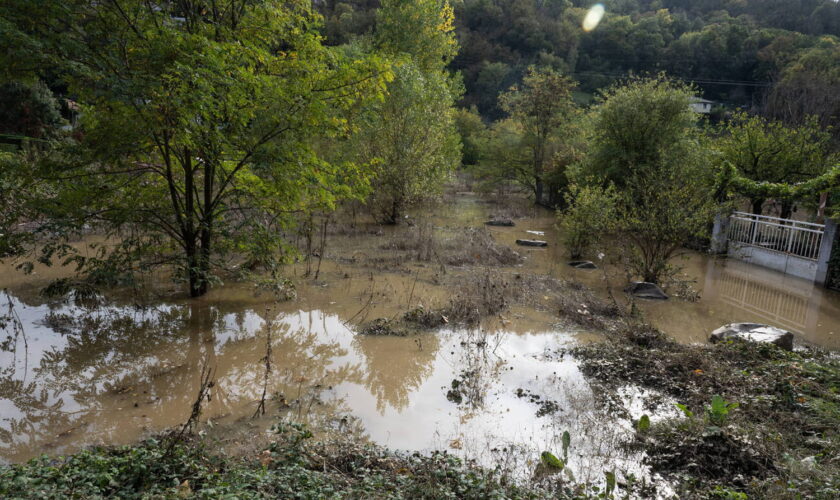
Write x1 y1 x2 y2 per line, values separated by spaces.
485 219 515 227
625 282 668 300
516 239 547 247
710 323 794 351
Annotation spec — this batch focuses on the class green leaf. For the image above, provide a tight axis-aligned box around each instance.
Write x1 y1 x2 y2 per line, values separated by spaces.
540 451 564 470
636 414 651 432
605 471 616 496
675 403 694 418
562 430 571 459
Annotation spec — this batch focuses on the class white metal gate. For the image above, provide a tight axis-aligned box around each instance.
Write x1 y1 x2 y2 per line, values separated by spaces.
728 212 824 260
727 212 825 280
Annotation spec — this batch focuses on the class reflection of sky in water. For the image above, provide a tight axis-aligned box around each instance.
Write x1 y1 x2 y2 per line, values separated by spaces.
1 292 661 484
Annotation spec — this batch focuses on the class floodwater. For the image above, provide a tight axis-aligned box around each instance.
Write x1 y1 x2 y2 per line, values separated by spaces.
2 189 840 487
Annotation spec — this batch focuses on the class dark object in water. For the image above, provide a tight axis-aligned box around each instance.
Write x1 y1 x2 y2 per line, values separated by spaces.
516 239 547 247
625 282 668 300
485 219 515 227
568 260 597 269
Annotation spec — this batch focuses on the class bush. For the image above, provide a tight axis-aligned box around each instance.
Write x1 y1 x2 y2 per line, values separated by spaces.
557 183 617 259
0 425 552 499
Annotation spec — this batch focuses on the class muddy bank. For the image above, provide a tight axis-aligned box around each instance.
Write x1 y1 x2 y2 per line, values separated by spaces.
571 325 840 497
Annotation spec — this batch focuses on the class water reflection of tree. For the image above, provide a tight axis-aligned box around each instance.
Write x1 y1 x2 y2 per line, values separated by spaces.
0 296 207 460
0 295 368 461
214 310 365 416
353 333 440 413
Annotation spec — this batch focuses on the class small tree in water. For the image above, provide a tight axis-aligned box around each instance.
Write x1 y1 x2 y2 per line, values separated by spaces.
573 75 716 284
557 183 617 260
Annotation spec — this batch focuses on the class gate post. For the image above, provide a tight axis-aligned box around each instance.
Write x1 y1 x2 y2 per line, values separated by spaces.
710 212 730 254
815 218 837 287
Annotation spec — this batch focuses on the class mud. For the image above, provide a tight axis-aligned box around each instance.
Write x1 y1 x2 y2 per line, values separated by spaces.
2 183 840 496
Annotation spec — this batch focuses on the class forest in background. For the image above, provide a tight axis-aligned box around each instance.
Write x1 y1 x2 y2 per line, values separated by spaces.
320 0 840 117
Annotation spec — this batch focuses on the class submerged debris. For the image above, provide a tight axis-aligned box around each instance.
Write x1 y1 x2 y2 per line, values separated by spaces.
359 318 408 336
624 281 668 300
515 388 561 417
710 323 794 351
515 239 547 247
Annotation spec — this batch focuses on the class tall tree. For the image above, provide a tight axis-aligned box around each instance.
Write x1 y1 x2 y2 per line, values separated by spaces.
0 0 389 296
498 66 577 205
357 63 460 223
353 0 461 223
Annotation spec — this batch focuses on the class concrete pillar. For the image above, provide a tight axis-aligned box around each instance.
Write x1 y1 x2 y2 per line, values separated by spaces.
710 213 730 255
815 218 837 287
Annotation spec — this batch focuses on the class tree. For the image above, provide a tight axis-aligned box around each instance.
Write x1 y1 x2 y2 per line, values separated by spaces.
613 158 716 284
0 81 63 143
353 0 460 223
584 75 700 185
717 112 833 216
498 66 577 205
453 106 486 167
357 63 460 223
578 76 715 284
765 37 840 151
375 0 458 73
1 0 389 297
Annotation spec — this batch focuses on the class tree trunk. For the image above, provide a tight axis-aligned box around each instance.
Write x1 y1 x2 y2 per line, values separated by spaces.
751 198 765 215
780 200 794 220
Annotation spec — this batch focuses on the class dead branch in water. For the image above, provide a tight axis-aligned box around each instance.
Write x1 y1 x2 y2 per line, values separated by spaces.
166 362 215 454
254 311 274 418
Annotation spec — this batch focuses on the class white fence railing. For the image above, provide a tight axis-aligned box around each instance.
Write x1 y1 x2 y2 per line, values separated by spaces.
728 212 824 261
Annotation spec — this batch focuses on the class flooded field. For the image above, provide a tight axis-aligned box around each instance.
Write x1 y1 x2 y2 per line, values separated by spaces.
2 188 840 488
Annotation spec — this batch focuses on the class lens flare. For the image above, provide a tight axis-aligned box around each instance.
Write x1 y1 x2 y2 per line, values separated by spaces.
582 4 605 32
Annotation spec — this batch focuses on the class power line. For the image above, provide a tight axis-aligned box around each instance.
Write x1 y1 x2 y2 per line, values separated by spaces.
570 70 774 87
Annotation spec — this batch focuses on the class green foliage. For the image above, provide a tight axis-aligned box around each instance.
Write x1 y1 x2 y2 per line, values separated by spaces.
357 62 460 223
716 112 834 213
584 75 699 186
575 76 715 283
375 0 458 72
604 470 616 497
0 427 552 499
613 159 716 283
562 430 571 461
766 36 840 149
453 106 486 166
0 80 64 141
498 66 578 205
636 414 651 432
0 0 390 297
557 183 617 259
706 395 739 426
675 403 694 418
320 0 840 119
715 162 840 207
540 451 565 470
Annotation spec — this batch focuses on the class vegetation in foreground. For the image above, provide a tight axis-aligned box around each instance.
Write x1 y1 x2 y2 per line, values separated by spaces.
573 326 840 499
1 423 583 500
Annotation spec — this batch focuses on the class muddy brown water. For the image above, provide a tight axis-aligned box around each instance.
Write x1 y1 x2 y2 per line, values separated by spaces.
2 190 840 489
